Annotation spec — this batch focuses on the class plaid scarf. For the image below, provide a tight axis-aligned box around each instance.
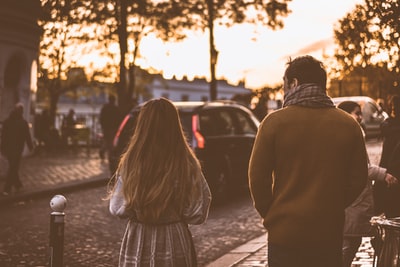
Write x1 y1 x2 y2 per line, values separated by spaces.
283 83 335 108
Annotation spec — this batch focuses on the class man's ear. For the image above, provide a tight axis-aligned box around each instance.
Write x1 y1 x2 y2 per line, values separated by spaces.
290 78 298 89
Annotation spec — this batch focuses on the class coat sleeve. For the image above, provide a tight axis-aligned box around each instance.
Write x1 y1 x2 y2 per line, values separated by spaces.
368 164 387 184
109 176 133 218
182 169 212 225
248 120 275 218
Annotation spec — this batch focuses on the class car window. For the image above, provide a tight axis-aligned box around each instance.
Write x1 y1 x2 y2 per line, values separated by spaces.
232 109 258 135
178 112 193 141
199 109 234 136
362 102 378 121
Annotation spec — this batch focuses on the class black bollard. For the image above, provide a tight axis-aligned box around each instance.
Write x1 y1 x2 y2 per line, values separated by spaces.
49 195 67 267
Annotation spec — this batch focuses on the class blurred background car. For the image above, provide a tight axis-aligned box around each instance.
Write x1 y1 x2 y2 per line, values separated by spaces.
109 100 260 202
332 96 388 139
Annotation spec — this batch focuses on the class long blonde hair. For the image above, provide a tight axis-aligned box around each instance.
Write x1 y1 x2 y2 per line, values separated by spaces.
116 98 202 221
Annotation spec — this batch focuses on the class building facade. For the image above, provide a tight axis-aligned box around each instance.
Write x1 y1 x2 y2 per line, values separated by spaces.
142 75 251 103
0 0 41 124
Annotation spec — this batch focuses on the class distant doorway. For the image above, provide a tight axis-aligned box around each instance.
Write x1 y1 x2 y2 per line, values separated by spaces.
1 53 25 121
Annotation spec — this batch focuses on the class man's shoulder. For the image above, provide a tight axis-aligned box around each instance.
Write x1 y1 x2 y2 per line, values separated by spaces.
262 106 356 126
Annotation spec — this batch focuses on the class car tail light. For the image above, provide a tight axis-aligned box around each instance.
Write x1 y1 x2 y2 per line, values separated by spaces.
113 115 130 147
192 115 205 149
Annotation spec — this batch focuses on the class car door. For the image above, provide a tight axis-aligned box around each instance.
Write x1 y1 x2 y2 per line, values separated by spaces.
229 107 259 186
197 108 236 195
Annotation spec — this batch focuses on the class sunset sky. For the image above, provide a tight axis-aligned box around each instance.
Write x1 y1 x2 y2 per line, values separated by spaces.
78 0 363 90
140 0 364 89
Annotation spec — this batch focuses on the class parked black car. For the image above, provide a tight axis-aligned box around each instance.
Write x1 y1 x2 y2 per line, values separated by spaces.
109 100 260 201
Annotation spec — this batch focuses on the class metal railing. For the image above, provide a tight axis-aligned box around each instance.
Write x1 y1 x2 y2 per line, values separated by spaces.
371 215 400 266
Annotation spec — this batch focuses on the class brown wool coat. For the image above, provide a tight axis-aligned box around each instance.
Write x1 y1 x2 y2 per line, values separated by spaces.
249 105 368 250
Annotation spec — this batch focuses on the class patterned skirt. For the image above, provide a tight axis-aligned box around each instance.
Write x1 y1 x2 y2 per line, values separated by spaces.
119 220 197 267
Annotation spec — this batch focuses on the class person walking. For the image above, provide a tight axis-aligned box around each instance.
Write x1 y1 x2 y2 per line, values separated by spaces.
248 55 368 267
379 95 400 169
374 95 400 218
338 100 398 267
108 98 211 266
1 103 34 195
99 94 121 162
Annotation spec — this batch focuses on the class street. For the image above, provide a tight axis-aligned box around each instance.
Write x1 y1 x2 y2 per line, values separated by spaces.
0 139 382 267
0 186 264 267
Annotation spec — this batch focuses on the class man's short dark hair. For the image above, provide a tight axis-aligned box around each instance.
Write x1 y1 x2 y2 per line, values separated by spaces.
284 55 327 89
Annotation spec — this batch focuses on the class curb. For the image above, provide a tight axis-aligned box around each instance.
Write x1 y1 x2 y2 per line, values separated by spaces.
0 174 110 207
205 234 267 267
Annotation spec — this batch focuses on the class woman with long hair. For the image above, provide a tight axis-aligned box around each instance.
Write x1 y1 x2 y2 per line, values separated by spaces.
109 98 211 266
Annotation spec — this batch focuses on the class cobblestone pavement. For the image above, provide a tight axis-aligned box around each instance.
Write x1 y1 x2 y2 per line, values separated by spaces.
0 140 384 267
0 146 265 266
0 146 110 205
0 185 264 266
229 237 375 267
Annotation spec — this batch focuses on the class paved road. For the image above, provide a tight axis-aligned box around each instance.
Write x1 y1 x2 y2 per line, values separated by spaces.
0 186 264 266
0 139 384 267
0 146 265 266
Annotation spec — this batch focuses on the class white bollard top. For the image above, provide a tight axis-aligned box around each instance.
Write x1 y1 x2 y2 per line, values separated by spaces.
50 194 67 212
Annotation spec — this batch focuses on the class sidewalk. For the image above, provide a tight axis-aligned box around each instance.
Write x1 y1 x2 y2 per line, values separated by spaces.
0 140 382 266
207 235 375 267
0 146 111 206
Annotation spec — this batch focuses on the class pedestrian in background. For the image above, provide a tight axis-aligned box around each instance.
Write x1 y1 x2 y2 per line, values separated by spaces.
99 94 121 163
374 95 400 218
379 95 400 169
61 108 76 146
248 55 368 267
338 100 398 267
108 98 211 266
1 103 34 195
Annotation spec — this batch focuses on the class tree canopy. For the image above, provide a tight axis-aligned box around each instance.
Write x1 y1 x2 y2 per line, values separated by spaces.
188 0 292 100
39 0 93 123
38 0 293 115
39 0 195 115
333 0 399 99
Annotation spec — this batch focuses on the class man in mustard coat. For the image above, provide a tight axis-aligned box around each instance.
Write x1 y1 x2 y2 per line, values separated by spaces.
248 55 368 267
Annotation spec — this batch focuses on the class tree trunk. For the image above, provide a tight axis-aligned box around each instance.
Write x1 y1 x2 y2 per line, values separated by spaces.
207 0 218 101
128 42 139 101
117 0 130 115
128 64 135 100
